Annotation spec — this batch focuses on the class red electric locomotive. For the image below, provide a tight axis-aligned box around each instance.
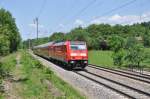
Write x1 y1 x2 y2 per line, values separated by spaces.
33 41 88 69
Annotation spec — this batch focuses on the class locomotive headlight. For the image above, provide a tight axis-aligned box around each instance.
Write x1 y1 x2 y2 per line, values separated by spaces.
84 61 88 63
80 53 86 56
71 53 77 56
70 61 74 63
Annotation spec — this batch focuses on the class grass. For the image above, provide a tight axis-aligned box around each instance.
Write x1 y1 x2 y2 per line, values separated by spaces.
0 52 17 74
0 52 17 98
17 50 85 99
88 50 114 68
0 50 85 99
88 50 150 70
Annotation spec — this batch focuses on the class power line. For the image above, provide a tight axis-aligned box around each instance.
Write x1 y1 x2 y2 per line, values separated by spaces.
70 0 97 20
32 0 47 43
53 0 98 32
116 0 148 25
50 0 77 33
55 0 137 33
37 0 47 19
91 0 137 21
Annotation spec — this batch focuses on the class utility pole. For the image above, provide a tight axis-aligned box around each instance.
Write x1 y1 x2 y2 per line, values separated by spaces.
34 17 39 44
28 39 31 49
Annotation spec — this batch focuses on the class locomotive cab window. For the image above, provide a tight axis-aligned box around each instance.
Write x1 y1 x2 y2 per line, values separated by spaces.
70 44 86 50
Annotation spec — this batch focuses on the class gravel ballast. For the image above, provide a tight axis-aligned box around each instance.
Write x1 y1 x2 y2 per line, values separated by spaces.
86 66 150 94
30 52 127 99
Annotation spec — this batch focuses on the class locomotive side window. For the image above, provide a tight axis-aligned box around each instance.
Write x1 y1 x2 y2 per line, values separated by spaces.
70 44 86 50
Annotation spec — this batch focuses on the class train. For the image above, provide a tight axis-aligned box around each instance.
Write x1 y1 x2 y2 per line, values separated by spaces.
33 41 88 69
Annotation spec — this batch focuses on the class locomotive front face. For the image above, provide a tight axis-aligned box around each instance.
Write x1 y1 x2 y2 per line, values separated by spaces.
70 44 87 59
68 41 88 68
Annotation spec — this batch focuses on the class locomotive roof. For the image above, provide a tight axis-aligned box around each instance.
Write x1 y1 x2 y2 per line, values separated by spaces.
54 41 66 46
34 41 86 48
33 42 54 48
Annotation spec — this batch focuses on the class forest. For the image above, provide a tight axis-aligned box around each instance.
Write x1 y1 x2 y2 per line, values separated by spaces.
0 8 21 56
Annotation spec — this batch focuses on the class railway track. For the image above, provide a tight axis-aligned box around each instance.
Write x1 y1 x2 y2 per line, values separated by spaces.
89 64 150 78
74 70 150 99
88 64 150 84
35 54 150 98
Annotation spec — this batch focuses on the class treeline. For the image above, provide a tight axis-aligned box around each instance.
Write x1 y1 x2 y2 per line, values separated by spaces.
50 23 150 50
0 8 21 56
23 37 49 49
24 21 150 50
23 21 150 68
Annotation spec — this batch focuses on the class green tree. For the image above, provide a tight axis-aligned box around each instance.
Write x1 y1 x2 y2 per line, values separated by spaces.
108 35 125 52
125 44 146 67
112 49 124 66
69 27 89 41
49 32 65 41
108 36 125 66
0 8 21 55
125 37 137 49
143 30 150 47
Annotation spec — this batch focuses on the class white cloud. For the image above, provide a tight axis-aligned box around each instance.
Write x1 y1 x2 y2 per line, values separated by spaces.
59 24 65 28
28 23 44 28
90 12 150 25
109 14 122 21
74 19 84 26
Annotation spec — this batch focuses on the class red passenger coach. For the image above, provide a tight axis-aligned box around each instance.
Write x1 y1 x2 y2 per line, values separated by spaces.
33 41 88 69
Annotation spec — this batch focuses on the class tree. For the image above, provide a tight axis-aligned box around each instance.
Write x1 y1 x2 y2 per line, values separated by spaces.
0 8 21 55
108 35 125 52
69 27 89 41
143 30 150 47
108 35 125 66
125 37 137 49
125 44 146 68
112 49 124 66
49 32 65 41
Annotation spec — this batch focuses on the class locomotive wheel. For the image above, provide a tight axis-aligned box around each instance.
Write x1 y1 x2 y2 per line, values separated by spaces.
67 64 73 70
82 65 86 69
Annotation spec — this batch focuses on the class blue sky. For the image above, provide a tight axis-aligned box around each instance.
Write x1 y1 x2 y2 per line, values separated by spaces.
0 0 150 40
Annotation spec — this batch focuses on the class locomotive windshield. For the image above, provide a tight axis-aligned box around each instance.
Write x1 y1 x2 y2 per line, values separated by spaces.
70 44 86 50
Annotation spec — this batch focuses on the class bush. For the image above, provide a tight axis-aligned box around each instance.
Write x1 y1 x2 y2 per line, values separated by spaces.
143 30 150 47
125 44 146 67
112 49 124 67
108 35 125 52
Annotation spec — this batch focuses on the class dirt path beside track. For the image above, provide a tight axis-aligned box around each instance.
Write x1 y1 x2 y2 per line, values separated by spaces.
3 52 22 99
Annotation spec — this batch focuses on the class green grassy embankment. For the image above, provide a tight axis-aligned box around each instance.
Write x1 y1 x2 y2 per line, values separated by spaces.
0 53 17 99
88 50 150 70
88 50 114 68
20 51 85 99
0 51 85 99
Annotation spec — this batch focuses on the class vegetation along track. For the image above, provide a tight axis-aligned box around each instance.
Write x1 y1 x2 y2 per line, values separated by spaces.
88 64 150 84
74 69 150 99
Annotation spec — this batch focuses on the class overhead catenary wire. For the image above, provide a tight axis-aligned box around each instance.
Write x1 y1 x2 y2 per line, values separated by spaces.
86 0 138 25
53 0 98 32
50 0 78 33
118 0 149 25
93 0 137 20
37 0 47 19
32 0 47 42
54 0 137 33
